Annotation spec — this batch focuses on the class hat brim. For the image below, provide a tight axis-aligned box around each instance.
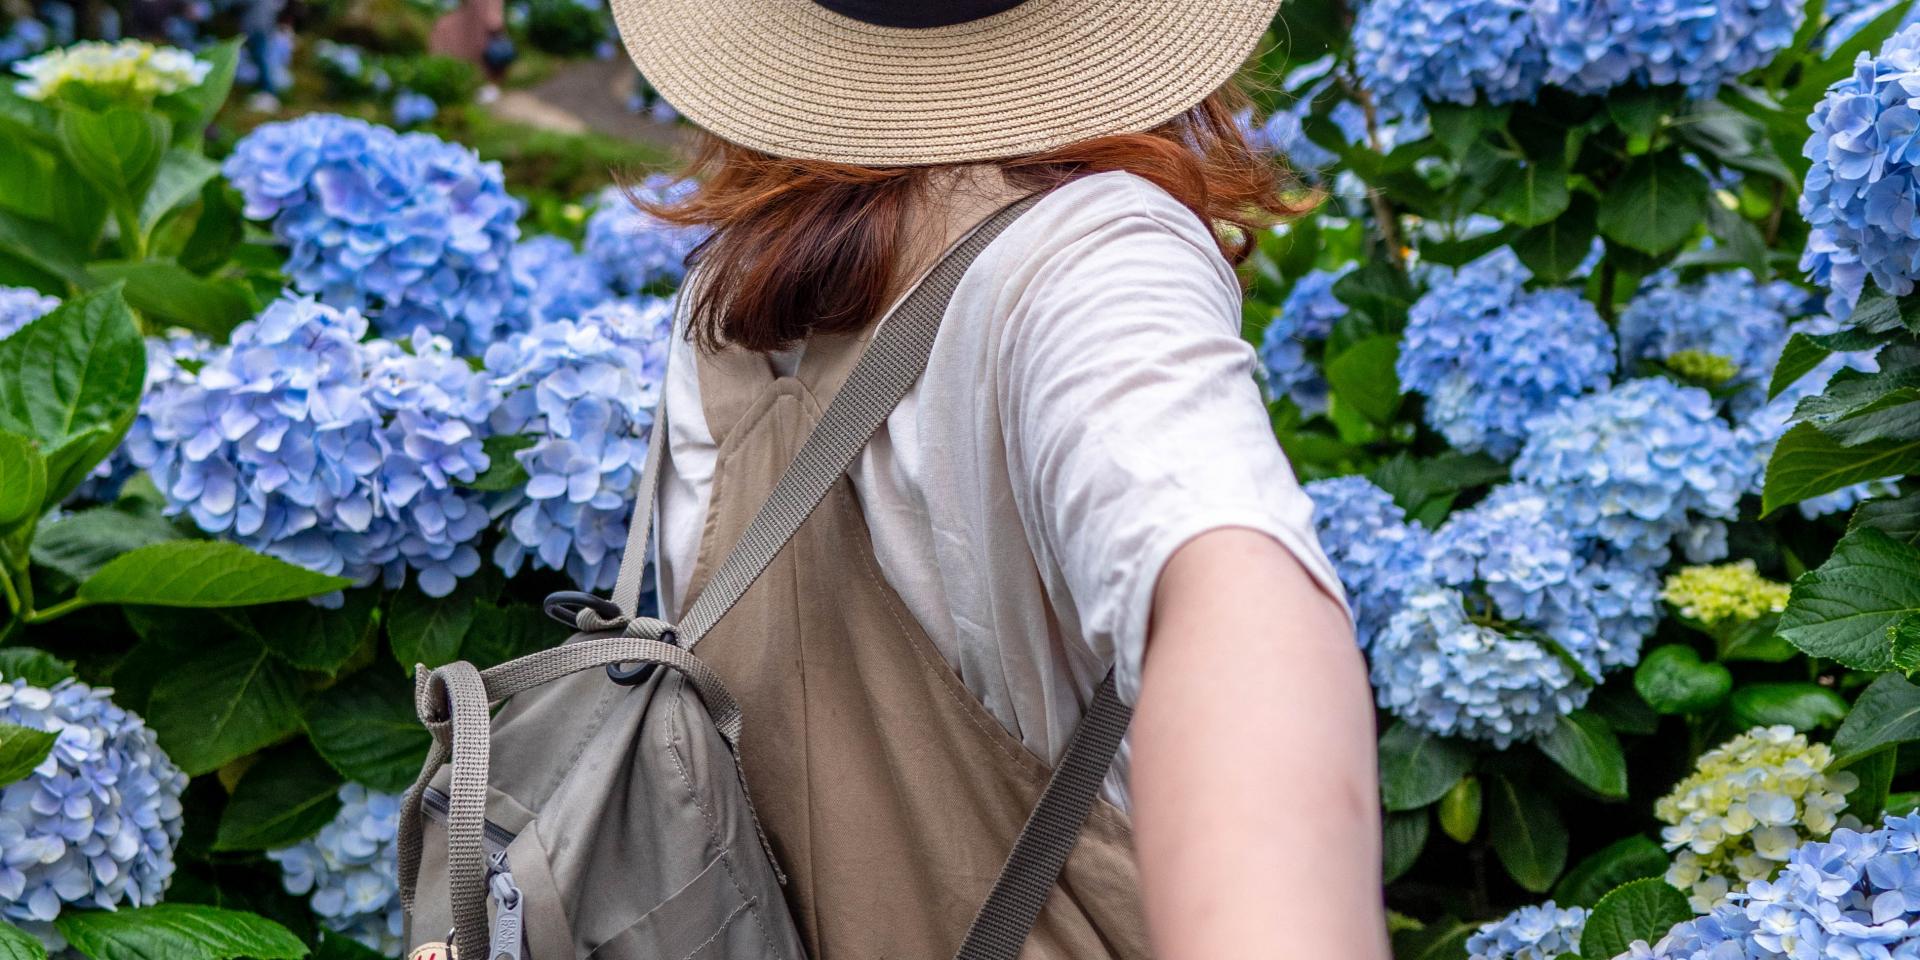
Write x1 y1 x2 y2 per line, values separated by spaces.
609 0 1283 166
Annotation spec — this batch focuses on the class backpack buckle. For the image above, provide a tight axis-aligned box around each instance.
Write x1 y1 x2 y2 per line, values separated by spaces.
542 591 625 631
607 627 681 686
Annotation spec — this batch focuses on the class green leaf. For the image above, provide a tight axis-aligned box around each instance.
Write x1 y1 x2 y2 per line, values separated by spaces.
0 284 145 463
1324 335 1403 425
90 260 255 338
0 722 57 787
1514 194 1598 283
0 922 46 960
213 741 343 851
0 648 74 686
0 430 46 535
1704 196 1769 278
1844 744 1896 823
77 540 351 608
0 207 90 286
41 425 123 506
30 505 182 585
1488 773 1568 893
1730 682 1849 732
461 434 536 492
55 108 169 199
1854 490 1920 545
1606 86 1675 147
1634 645 1732 714
178 181 243 275
1390 920 1477 960
303 668 433 793
1580 878 1694 960
1597 152 1709 255
1833 672 1920 763
1772 333 1835 400
388 582 481 669
1427 102 1509 159
144 637 303 775
312 932 385 960
1587 681 1660 736
155 38 239 137
1437 775 1481 843
1537 710 1628 797
1485 156 1571 226
1763 423 1920 516
1719 616 1799 663
250 591 377 674
138 150 219 232
1553 835 1669 909
1777 528 1920 670
1378 722 1475 812
1382 809 1429 884
55 903 305 960
461 600 557 668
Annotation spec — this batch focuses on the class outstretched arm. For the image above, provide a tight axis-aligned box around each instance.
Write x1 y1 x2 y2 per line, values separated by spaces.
1131 527 1387 960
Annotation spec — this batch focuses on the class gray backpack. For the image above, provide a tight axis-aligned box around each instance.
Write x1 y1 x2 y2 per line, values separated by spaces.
396 192 1133 959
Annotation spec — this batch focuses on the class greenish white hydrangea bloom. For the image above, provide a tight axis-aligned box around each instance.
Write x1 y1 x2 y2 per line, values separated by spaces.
11 39 208 102
1655 725 1857 912
1661 561 1791 627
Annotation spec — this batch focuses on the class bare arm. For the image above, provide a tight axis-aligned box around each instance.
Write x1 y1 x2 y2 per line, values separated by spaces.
1130 528 1388 960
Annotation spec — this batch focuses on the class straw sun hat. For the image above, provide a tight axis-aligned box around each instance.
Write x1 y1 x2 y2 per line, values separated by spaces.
608 0 1285 166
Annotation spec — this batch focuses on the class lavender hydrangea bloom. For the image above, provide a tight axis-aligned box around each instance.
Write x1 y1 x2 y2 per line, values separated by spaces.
1303 475 1431 648
134 298 497 597
1516 378 1750 569
1259 267 1351 414
1532 0 1804 98
485 298 672 590
0 285 57 338
77 332 211 503
1617 270 1797 402
1467 901 1587 960
1633 812 1920 960
509 235 614 326
269 785 403 956
0 676 187 943
222 113 524 353
1353 0 1549 121
583 177 706 294
1398 251 1615 458
1800 24 1920 318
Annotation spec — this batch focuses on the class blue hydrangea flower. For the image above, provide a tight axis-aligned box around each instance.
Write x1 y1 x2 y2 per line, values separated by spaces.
1825 0 1920 55
1632 812 1920 960
0 285 57 338
134 297 497 597
1398 250 1615 458
1737 340 1894 519
583 177 706 294
1617 270 1797 404
1353 0 1550 121
77 331 210 504
269 785 403 956
1800 24 1920 318
1468 901 1588 960
1304 475 1431 649
484 298 672 590
390 88 436 127
1259 266 1351 415
0 675 187 944
1532 0 1804 98
1248 103 1339 174
509 234 614 326
222 113 524 353
1516 378 1750 569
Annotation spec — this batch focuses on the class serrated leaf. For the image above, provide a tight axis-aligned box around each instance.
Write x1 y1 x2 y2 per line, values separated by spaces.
303 668 432 793
0 429 45 535
0 922 46 960
1763 423 1920 516
41 424 121 504
1777 528 1920 670
1634 644 1732 714
213 741 342 851
1854 490 1920 545
30 506 182 585
1382 809 1429 884
1391 920 1477 960
138 150 218 231
1513 194 1598 282
1488 773 1568 893
1537 710 1627 797
1324 335 1402 425
388 582 480 669
1844 744 1896 823
144 637 303 776
90 260 255 338
461 600 557 668
0 284 145 458
1771 333 1834 400
1580 878 1694 960
1597 152 1708 255
249 590 377 674
55 107 168 199
55 903 305 960
1833 672 1920 764
0 648 73 687
1378 722 1475 812
1437 775 1481 843
0 722 57 787
462 434 535 492
77 540 350 608
1730 682 1849 732
1553 835 1669 908
1485 156 1571 226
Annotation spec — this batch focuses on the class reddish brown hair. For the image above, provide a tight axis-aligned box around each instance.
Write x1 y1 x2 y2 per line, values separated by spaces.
637 82 1312 353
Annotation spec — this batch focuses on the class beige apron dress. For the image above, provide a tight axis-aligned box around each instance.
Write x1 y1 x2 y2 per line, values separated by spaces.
667 179 1151 959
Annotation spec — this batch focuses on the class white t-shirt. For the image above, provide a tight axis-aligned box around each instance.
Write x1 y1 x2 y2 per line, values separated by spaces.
656 170 1346 809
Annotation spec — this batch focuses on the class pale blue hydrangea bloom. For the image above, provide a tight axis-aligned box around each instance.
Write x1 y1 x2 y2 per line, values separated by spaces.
1632 812 1920 960
1617 270 1798 403
1303 475 1431 649
583 177 706 294
269 785 404 956
1516 379 1750 569
0 676 187 945
78 331 211 503
1352 0 1550 121
1259 266 1352 414
1398 250 1615 458
1800 24 1920 318
1825 0 1920 55
222 113 525 353
390 88 436 127
0 285 57 338
509 234 614 326
1249 103 1339 173
1468 901 1588 960
484 298 672 589
1532 0 1804 98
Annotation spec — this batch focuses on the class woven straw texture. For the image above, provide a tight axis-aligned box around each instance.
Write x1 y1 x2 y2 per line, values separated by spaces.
608 0 1282 165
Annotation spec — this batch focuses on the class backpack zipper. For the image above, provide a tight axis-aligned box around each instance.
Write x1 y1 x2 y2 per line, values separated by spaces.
420 785 519 849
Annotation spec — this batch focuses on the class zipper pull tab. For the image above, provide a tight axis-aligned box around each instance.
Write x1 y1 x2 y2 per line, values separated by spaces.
487 853 525 960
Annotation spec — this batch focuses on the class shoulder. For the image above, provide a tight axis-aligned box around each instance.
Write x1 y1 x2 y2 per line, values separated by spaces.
996 170 1226 266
